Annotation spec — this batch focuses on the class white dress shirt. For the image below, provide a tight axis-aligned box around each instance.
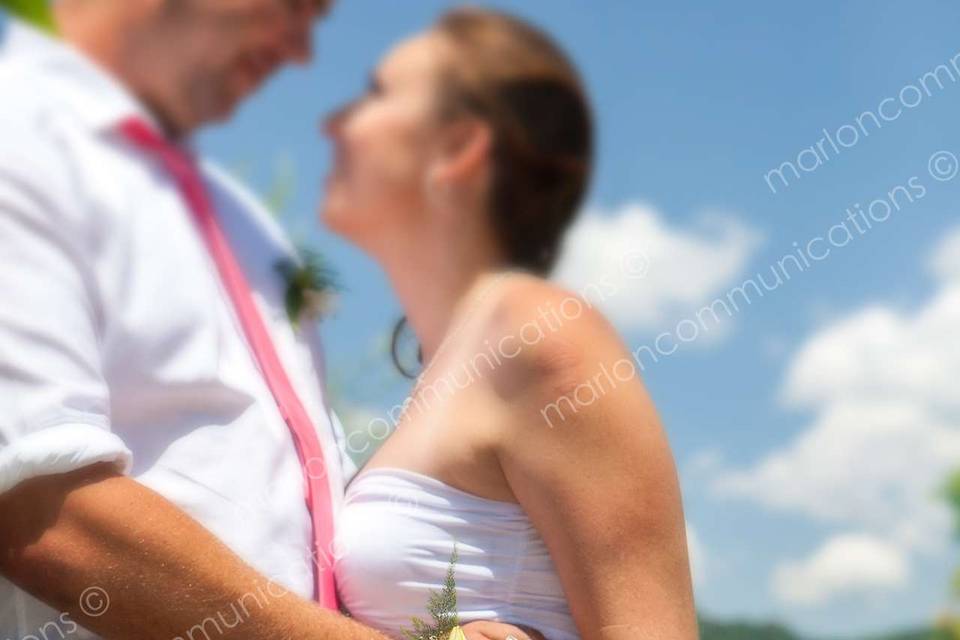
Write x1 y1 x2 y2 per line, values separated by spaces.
0 21 356 638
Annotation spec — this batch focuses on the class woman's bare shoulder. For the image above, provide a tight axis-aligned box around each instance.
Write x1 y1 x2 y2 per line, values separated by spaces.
478 272 628 392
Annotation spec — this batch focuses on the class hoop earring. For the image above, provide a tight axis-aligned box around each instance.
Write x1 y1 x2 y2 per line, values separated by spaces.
390 316 423 380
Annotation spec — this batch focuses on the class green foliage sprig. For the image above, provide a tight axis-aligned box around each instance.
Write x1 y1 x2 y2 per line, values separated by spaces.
403 546 460 640
938 470 960 639
0 0 57 34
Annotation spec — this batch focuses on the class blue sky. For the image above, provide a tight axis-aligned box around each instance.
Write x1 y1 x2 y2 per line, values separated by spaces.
6 1 960 636
209 1 960 636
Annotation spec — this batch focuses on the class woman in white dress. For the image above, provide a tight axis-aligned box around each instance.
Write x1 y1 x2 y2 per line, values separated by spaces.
321 7 696 640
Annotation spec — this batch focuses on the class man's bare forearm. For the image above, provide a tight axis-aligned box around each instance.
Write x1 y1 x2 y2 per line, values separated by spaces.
0 463 385 640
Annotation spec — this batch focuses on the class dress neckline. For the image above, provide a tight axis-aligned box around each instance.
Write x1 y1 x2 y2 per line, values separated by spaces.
350 466 523 510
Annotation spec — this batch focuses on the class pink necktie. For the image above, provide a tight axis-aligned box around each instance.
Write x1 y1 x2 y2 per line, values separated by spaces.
119 117 338 609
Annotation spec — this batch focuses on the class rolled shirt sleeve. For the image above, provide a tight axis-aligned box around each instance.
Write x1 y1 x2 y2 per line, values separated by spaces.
0 156 131 495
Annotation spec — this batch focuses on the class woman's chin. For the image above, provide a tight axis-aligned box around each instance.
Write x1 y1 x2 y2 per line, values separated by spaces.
319 198 347 233
320 202 367 249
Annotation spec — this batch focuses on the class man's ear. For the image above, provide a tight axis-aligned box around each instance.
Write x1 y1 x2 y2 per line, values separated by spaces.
434 118 493 184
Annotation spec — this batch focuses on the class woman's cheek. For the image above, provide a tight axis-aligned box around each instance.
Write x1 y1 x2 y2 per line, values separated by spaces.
356 138 418 208
339 105 426 223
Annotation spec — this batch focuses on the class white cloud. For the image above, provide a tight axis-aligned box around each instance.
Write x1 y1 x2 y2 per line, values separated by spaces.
930 225 960 283
554 203 761 336
686 523 707 589
773 533 909 606
712 225 960 605
716 401 960 552
782 297 960 416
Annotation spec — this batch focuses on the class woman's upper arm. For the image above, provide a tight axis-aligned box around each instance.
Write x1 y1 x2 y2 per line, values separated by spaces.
493 303 697 640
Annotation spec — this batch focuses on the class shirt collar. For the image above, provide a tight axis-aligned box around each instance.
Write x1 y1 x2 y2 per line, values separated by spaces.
2 19 163 134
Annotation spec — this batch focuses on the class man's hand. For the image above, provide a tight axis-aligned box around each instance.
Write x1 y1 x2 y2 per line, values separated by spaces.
462 621 547 640
0 463 387 640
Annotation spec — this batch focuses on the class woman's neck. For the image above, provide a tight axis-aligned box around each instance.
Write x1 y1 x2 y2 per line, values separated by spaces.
379 227 505 366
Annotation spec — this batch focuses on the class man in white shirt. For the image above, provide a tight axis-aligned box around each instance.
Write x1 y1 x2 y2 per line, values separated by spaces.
0 1 392 638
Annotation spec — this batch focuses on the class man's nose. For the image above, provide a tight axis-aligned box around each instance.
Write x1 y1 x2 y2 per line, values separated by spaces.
285 24 314 64
282 7 317 64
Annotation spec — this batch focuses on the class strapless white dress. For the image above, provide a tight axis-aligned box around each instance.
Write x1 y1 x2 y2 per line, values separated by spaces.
334 468 580 640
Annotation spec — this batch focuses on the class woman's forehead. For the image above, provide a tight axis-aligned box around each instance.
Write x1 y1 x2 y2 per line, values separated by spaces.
378 33 446 84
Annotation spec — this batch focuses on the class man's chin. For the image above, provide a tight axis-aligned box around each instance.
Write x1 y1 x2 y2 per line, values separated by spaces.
193 81 255 127
196 98 241 128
